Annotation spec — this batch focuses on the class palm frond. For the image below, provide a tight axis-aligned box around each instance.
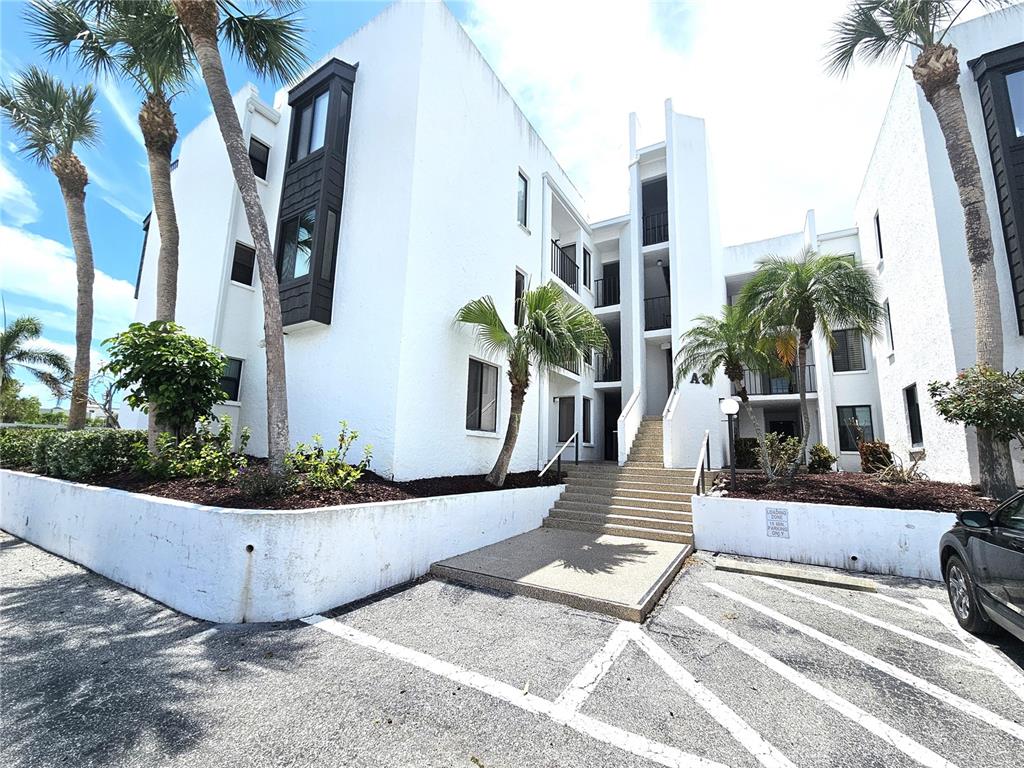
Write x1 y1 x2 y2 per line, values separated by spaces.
0 66 99 163
217 4 308 83
455 296 515 362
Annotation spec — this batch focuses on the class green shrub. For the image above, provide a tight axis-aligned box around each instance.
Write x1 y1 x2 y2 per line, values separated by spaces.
141 416 250 481
287 421 372 491
733 437 759 469
858 440 893 474
0 427 60 469
32 429 147 481
929 364 1024 448
807 443 837 474
758 432 803 478
237 464 297 498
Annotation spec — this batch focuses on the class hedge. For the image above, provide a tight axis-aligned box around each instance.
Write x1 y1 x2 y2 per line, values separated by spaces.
0 427 146 481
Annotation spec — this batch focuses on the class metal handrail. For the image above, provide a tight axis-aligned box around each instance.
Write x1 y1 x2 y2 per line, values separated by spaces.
692 429 711 495
539 430 580 478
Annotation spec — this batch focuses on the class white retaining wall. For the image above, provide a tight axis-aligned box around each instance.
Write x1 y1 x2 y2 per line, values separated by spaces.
693 494 955 581
0 470 563 623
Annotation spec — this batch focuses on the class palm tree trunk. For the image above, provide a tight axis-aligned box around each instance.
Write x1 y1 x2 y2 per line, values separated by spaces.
913 44 1015 498
174 0 290 473
787 341 811 481
52 153 94 430
486 381 526 487
734 382 773 479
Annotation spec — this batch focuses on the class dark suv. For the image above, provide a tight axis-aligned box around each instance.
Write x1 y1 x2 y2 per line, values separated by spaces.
940 491 1024 641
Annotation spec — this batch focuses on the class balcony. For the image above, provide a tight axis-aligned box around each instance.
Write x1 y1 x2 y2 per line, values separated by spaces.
642 210 668 246
594 352 621 383
732 365 817 397
594 274 620 307
551 241 579 292
644 295 671 331
558 355 581 376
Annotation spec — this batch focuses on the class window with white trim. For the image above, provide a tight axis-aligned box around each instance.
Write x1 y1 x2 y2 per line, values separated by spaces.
466 358 498 432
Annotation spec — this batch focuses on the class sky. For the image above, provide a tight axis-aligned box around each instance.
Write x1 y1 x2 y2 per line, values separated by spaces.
0 0 923 406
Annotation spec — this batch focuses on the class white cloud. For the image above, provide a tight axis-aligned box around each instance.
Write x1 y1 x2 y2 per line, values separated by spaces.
462 0 902 244
100 80 145 148
101 194 144 225
0 224 136 344
0 156 41 226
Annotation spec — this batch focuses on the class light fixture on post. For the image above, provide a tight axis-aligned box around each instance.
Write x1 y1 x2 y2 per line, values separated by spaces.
719 397 740 490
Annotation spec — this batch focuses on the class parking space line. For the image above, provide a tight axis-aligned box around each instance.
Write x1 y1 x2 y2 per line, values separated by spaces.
705 583 1024 743
751 576 986 667
868 592 933 616
300 615 728 768
918 598 1024 704
554 622 632 712
623 624 797 768
675 606 959 768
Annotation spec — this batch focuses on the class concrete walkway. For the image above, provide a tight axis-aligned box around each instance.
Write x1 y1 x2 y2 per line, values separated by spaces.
430 527 691 621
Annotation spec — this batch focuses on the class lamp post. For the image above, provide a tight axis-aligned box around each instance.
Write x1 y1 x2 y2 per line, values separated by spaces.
720 397 740 490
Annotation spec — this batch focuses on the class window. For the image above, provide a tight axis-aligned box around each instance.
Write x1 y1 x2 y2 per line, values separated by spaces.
517 171 528 227
905 384 924 446
248 138 270 180
582 397 592 444
557 397 575 443
874 211 884 261
277 208 316 281
320 210 339 281
583 247 592 289
997 494 1024 532
884 300 895 351
466 358 498 432
291 90 329 162
231 242 256 285
837 405 873 452
514 270 526 326
831 329 866 372
1008 68 1024 138
220 358 243 401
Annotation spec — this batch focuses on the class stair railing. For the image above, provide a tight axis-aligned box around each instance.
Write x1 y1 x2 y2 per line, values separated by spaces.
692 429 711 495
539 431 580 479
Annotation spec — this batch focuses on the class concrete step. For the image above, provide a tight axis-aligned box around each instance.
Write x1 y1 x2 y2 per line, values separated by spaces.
548 508 693 533
566 474 695 490
543 516 693 544
559 493 692 513
553 502 692 524
565 480 694 498
565 465 696 479
627 451 665 462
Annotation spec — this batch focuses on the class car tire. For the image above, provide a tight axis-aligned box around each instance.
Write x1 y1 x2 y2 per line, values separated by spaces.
945 554 994 635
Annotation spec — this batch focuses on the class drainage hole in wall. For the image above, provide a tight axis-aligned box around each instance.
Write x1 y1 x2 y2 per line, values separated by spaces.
246 544 255 553
849 554 859 562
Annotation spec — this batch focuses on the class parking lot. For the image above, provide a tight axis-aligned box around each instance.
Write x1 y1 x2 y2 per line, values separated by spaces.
2 530 1023 767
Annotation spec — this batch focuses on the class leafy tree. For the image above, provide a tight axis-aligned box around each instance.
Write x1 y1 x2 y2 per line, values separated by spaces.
0 315 72 397
0 381 44 424
738 248 883 478
103 321 228 440
827 0 1017 497
0 68 100 429
456 281 610 487
170 0 307 474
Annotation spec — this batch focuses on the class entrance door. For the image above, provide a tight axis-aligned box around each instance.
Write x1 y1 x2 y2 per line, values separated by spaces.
766 419 798 438
603 392 621 461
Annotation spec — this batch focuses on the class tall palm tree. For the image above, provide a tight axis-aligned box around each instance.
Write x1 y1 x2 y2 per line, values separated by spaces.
673 305 783 476
456 281 611 487
171 0 306 474
738 249 883 477
827 0 1017 497
0 68 100 429
0 316 73 398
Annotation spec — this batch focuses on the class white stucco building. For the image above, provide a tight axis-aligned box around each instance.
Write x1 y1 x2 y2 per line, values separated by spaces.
125 1 1024 487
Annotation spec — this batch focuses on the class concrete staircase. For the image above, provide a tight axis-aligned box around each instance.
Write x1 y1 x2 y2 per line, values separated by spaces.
543 417 694 544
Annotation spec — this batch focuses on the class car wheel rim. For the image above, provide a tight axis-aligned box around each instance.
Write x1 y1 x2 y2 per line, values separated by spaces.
948 565 971 620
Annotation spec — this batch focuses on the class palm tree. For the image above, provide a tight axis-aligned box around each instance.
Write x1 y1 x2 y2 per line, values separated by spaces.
456 281 611 487
673 305 783 476
0 316 73 398
171 0 306 474
827 0 1017 497
0 68 100 430
738 249 883 477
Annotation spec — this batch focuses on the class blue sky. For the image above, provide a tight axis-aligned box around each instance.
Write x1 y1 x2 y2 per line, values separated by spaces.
1 0 912 407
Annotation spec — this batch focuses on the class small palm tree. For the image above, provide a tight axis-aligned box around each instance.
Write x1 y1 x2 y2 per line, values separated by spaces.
171 0 307 474
456 281 611 487
0 316 73 398
0 68 100 430
738 249 883 477
827 0 1018 497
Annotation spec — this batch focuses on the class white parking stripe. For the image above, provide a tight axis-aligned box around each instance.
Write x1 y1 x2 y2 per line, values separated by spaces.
676 606 959 768
301 615 728 768
752 576 986 667
705 582 1024 743
554 622 632 712
868 592 933 616
624 624 798 768
918 598 1024 704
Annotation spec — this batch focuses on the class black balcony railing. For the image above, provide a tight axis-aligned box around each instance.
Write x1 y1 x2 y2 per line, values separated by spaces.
558 355 581 376
594 274 620 307
551 241 579 292
644 295 671 331
732 364 818 396
594 353 621 382
642 210 669 246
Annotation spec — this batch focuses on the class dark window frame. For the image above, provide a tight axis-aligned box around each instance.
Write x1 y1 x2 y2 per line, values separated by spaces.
514 269 527 326
220 358 243 402
516 171 528 228
557 396 576 443
583 247 592 289
837 405 874 452
905 384 924 447
466 357 499 433
230 241 256 286
582 396 592 444
289 87 330 165
874 210 884 261
276 207 317 285
831 329 866 372
248 137 270 180
884 300 895 351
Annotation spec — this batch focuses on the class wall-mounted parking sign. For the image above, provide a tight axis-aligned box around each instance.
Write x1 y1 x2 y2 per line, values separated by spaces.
766 507 790 539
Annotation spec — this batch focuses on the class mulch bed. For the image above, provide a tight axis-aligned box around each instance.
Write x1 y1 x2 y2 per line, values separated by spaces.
721 472 997 513
90 468 562 510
